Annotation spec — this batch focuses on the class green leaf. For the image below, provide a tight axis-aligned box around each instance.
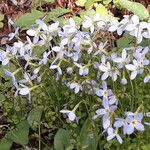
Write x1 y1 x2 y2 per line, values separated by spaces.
33 45 47 56
85 0 95 9
116 33 135 48
78 118 98 150
45 7 71 22
7 120 29 145
75 0 87 7
103 0 112 5
0 22 3 28
80 9 96 20
0 138 12 150
0 13 4 28
142 144 150 150
96 4 108 18
117 37 130 49
54 129 72 150
52 18 68 26
44 0 54 3
0 65 9 79
27 107 43 130
0 13 4 21
33 0 55 7
72 16 83 24
15 9 45 28
116 0 149 20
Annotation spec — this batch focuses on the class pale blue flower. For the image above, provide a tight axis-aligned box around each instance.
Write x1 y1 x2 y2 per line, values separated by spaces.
93 98 117 129
95 81 112 100
133 46 149 60
108 95 118 105
114 118 128 135
69 82 82 94
125 112 144 135
107 127 123 144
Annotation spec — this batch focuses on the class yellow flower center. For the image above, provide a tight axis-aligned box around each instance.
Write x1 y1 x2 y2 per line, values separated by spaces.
102 90 107 96
131 119 137 126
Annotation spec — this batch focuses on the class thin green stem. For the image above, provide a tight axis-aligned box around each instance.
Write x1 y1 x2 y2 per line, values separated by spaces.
38 124 41 150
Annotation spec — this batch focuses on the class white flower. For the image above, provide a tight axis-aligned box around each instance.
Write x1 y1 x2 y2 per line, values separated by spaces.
108 18 119 32
113 49 130 68
36 19 48 31
121 77 128 85
63 18 77 34
38 34 53 46
50 65 62 75
39 51 51 65
144 75 150 83
33 67 40 75
66 67 73 75
125 15 148 43
60 109 78 123
14 41 26 56
142 24 150 39
52 46 61 52
8 27 19 41
51 46 64 65
19 72 36 84
126 59 149 80
99 61 119 81
19 83 32 101
47 21 60 33
20 87 30 95
133 46 149 60
82 14 100 33
0 50 10 65
26 28 41 43
74 62 89 76
94 41 107 56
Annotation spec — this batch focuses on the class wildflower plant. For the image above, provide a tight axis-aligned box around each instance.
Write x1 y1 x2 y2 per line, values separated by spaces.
0 12 150 149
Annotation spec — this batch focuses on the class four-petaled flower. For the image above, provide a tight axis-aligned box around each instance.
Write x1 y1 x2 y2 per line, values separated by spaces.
93 98 117 129
125 112 144 135
96 81 112 100
107 127 123 144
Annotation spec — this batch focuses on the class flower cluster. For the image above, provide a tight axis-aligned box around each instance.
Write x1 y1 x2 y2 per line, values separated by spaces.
0 13 149 143
93 82 148 143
